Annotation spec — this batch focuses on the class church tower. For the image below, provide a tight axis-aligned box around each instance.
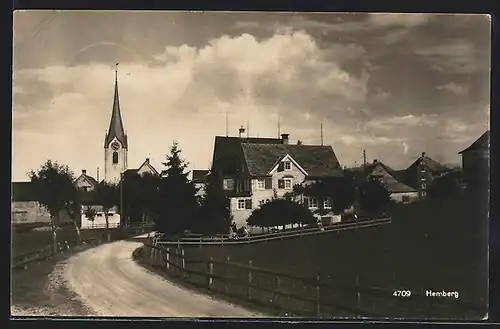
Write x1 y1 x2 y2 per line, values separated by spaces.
104 65 128 184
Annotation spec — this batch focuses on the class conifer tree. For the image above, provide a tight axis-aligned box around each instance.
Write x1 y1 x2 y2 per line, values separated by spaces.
154 141 200 235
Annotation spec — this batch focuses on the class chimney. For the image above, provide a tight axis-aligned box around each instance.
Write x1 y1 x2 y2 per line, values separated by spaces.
373 159 378 164
146 158 150 163
238 126 246 138
97 167 99 182
422 152 426 157
82 169 87 175
281 133 289 145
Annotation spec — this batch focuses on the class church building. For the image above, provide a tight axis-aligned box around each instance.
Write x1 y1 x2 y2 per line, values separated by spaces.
104 68 129 184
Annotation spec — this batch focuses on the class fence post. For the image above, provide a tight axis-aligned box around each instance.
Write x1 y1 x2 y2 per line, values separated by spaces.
316 274 321 316
199 237 202 248
274 274 281 303
247 260 253 300
207 257 213 289
356 274 361 309
181 248 186 278
224 255 230 294
166 247 170 270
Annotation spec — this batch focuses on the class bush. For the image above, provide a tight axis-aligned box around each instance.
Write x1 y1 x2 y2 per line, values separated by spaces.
247 199 316 229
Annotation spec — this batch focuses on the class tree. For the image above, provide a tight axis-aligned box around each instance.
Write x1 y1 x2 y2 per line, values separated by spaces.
154 141 200 236
96 181 119 241
199 171 231 236
247 199 315 229
84 206 97 229
358 176 393 213
119 171 143 226
427 172 463 199
294 171 358 215
138 172 161 225
28 160 78 253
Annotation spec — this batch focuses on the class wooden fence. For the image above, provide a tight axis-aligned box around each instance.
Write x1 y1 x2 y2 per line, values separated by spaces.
157 217 392 247
139 244 484 318
12 225 151 270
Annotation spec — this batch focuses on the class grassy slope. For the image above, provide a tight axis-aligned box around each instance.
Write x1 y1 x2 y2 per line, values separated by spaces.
11 227 122 257
183 194 488 317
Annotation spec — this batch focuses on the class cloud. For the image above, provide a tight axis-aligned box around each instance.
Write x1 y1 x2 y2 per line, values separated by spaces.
368 13 431 28
414 39 487 74
12 30 372 180
364 114 440 131
436 82 468 95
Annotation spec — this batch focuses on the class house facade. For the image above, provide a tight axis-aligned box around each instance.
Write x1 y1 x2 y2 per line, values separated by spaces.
211 132 344 228
11 182 73 224
396 152 452 199
458 130 489 187
192 169 210 197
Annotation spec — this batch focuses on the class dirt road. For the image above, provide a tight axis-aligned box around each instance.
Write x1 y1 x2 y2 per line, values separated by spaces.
64 240 263 317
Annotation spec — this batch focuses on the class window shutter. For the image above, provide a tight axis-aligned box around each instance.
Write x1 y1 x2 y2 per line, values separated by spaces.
278 162 284 172
245 199 253 209
265 177 272 189
278 179 285 189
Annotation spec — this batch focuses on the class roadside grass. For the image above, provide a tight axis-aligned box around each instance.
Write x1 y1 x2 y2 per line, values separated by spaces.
11 227 124 258
11 244 95 316
181 194 488 319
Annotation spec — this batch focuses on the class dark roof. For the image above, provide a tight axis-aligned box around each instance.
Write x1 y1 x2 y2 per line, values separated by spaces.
406 154 450 173
124 169 138 175
12 182 36 202
137 160 160 176
104 71 128 149
458 130 490 154
347 162 416 193
192 170 209 183
211 136 284 175
74 173 98 187
241 143 343 178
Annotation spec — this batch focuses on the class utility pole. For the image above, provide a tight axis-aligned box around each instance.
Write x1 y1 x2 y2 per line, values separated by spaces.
277 114 281 138
363 150 367 169
225 111 228 137
320 122 323 146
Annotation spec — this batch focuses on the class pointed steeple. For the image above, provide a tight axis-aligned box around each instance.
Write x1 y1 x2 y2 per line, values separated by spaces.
104 64 127 148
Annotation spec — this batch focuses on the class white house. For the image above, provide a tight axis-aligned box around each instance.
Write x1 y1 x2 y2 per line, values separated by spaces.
210 131 345 228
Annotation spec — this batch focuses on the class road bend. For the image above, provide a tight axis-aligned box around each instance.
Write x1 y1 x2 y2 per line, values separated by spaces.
64 239 263 317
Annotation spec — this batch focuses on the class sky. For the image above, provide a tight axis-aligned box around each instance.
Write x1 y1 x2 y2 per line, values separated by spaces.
12 11 491 181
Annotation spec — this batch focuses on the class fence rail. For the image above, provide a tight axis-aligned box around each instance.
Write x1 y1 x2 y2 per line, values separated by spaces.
157 217 392 247
140 244 484 318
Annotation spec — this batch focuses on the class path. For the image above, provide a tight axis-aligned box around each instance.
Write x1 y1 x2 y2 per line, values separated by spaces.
63 239 263 317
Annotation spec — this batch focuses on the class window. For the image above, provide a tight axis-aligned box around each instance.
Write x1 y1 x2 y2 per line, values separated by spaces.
323 197 332 209
304 196 318 209
420 168 426 173
284 161 292 170
82 186 88 192
257 179 265 189
421 182 427 189
223 178 234 190
284 178 293 189
112 151 119 164
237 199 252 210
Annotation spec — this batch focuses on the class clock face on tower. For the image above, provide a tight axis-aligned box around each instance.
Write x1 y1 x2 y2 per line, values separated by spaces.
111 141 120 150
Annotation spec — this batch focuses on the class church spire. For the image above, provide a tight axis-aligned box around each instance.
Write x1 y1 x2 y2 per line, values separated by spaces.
104 63 127 148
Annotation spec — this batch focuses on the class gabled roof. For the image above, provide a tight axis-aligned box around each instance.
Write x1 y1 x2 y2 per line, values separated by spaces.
347 162 417 193
458 130 490 154
137 159 159 176
104 69 128 149
211 136 284 175
12 181 36 202
241 143 343 178
405 154 450 173
192 170 210 183
74 173 98 187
